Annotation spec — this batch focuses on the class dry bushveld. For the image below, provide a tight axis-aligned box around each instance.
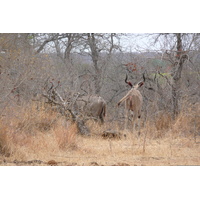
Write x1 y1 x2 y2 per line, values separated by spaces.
0 33 200 166
0 102 199 166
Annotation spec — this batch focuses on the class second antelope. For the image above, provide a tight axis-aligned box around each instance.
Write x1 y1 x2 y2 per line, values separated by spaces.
74 95 106 124
117 73 145 132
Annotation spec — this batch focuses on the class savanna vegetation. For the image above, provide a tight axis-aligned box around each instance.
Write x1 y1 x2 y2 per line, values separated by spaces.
0 33 199 166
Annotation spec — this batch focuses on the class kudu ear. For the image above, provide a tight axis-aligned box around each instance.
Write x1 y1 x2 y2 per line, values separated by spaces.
138 82 144 87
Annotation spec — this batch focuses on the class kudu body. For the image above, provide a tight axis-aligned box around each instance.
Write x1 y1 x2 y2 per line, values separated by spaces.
74 95 106 124
117 74 145 132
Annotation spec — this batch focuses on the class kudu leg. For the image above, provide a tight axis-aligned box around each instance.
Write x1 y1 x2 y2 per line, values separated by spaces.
133 117 141 136
132 115 136 133
132 114 141 136
124 101 128 130
137 118 141 136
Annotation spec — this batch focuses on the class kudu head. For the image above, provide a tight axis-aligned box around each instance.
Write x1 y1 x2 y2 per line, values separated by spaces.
125 73 145 89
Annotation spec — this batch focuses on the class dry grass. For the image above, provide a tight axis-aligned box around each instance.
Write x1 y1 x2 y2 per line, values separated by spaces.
0 122 11 157
0 102 199 166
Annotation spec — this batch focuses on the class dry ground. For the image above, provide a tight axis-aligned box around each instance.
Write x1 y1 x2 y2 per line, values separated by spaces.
0 103 200 166
1 134 200 166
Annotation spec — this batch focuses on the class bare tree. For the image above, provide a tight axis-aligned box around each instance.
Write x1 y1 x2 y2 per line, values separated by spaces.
29 33 125 95
152 33 199 119
80 33 123 95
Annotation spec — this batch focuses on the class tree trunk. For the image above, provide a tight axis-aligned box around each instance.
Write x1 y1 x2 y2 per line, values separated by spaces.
87 33 102 95
172 33 184 119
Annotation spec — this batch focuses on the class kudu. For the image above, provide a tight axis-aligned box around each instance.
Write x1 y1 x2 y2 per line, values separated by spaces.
117 73 145 132
74 95 106 124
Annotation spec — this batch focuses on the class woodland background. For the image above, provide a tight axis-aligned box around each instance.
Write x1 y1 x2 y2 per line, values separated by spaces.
1 33 199 118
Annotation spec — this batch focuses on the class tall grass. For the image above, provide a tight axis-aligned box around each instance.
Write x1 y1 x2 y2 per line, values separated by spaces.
0 101 199 165
0 102 77 161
